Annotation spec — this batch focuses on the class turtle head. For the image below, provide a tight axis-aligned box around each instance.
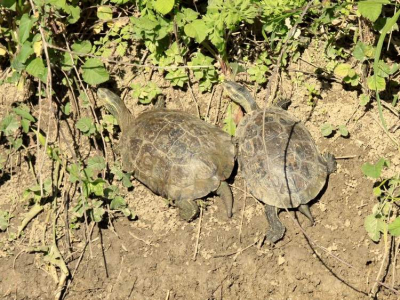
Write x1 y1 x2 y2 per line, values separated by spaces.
97 88 123 119
222 81 259 112
97 88 133 131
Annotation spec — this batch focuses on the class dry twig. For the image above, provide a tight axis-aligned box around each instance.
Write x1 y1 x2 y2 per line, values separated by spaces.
128 231 153 246
192 207 203 261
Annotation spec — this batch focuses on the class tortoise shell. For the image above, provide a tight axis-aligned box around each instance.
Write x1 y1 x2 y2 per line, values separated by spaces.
236 107 328 209
119 109 235 201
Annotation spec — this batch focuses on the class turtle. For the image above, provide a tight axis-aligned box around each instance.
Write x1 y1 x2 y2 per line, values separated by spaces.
96 88 235 221
222 81 337 243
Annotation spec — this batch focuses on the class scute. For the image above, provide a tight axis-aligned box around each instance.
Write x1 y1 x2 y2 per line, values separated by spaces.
237 109 328 209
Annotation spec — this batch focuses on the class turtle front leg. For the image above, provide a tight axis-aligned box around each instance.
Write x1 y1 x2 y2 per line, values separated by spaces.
323 153 337 174
264 204 286 243
176 199 200 221
215 181 233 218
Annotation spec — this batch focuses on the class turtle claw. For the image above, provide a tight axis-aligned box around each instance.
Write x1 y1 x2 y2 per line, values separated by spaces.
298 204 314 225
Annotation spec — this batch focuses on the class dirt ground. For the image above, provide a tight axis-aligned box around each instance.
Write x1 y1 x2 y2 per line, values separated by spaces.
0 43 400 300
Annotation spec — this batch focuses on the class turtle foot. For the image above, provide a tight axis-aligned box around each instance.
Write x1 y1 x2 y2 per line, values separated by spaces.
264 204 286 243
177 199 200 222
265 223 286 243
216 181 233 218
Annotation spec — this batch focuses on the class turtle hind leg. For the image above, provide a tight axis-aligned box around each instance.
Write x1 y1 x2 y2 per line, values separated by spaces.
216 181 233 218
176 199 200 221
264 204 286 243
298 204 314 225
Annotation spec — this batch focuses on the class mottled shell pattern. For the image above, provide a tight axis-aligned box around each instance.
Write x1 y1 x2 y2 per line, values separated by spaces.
120 109 235 201
236 107 328 209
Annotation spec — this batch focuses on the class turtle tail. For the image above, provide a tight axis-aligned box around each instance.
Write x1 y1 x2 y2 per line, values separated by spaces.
97 88 131 131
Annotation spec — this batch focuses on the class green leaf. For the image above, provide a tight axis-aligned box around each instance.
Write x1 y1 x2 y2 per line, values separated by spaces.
338 125 349 137
61 52 74 71
358 0 389 22
353 42 366 61
367 75 386 91
359 94 370 106
68 163 81 183
320 123 334 137
72 40 92 55
92 207 105 222
13 138 22 150
361 158 389 178
334 63 351 77
1 115 19 136
111 166 133 188
165 68 188 87
248 64 269 84
131 82 161 104
76 117 96 135
87 156 106 174
13 107 35 122
223 103 238 136
46 0 66 9
353 41 374 61
83 167 93 180
116 42 128 57
110 196 127 210
0 0 16 10
153 0 174 15
364 214 383 242
389 218 400 236
88 179 106 197
17 42 34 64
34 129 46 147
82 58 109 86
79 92 90 107
373 186 382 197
21 119 30 133
97 6 113 21
66 4 81 24
18 14 34 44
390 63 399 75
0 210 10 231
229 62 246 77
375 61 391 78
176 8 199 25
62 102 71 116
184 20 209 43
26 57 46 80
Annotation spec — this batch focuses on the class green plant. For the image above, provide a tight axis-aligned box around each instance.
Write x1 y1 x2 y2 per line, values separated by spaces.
67 156 135 227
0 210 11 231
305 83 320 105
363 158 400 242
334 63 360 87
247 52 271 84
0 105 36 151
223 103 239 136
320 123 349 138
132 82 162 104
